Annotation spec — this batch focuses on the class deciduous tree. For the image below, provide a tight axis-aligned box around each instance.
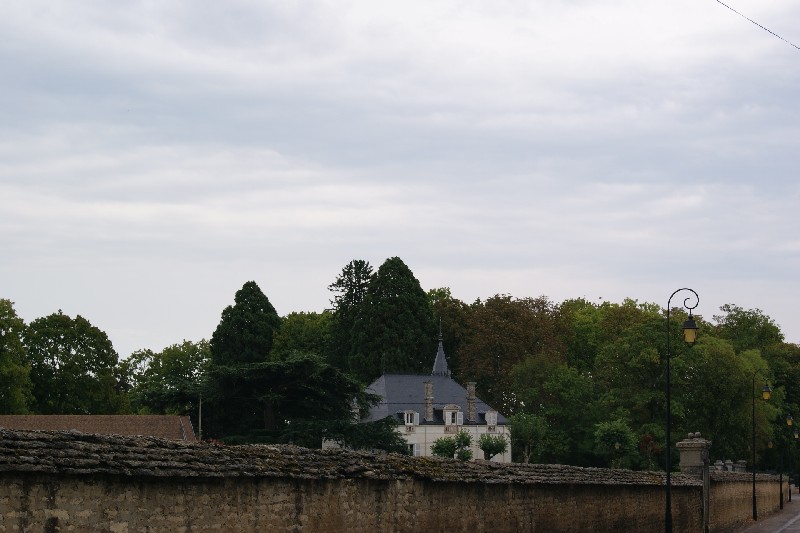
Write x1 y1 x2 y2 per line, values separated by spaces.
24 311 122 414
126 340 210 417
0 299 32 413
478 433 508 460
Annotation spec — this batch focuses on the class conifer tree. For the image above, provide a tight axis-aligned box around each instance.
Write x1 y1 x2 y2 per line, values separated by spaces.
348 257 436 383
210 281 280 365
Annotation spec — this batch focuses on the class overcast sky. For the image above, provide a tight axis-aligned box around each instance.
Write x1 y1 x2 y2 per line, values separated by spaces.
2 1 799 358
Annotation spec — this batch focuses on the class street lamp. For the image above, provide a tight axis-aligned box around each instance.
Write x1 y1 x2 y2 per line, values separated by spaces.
664 288 699 533
752 378 771 520
779 414 794 509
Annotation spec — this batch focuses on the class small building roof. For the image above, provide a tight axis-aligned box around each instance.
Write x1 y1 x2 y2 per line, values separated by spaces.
0 415 197 442
363 336 506 425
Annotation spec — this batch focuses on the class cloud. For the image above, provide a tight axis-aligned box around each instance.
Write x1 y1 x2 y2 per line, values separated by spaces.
1 0 799 356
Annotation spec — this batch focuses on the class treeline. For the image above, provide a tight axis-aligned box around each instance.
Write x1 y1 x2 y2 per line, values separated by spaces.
2 256 799 473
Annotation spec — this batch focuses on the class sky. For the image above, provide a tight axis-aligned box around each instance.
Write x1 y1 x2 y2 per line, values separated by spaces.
2 1 799 359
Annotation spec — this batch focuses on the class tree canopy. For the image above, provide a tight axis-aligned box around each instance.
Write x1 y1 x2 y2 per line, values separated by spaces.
0 299 32 414
24 311 123 414
210 281 280 365
4 260 800 471
344 257 437 383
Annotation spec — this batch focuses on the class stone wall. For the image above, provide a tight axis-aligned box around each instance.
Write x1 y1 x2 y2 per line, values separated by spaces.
0 428 776 533
0 472 703 533
709 472 787 532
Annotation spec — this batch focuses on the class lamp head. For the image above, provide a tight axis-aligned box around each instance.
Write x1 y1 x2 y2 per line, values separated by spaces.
788 414 794 427
762 385 772 401
682 314 699 346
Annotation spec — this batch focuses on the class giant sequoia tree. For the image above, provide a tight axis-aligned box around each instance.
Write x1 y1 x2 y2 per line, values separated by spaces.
210 281 280 365
24 311 122 414
206 281 280 436
348 257 437 383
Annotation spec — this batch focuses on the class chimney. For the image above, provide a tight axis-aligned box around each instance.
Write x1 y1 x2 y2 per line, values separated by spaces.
424 381 434 422
466 382 477 423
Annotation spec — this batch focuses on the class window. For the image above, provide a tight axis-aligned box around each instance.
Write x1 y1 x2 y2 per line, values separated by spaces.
485 411 498 426
404 411 419 425
407 443 419 456
445 410 463 426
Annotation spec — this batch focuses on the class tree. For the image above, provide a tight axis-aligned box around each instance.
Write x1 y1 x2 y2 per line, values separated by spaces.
428 287 471 379
594 419 637 469
714 304 784 354
126 340 210 417
204 351 368 441
0 299 32 413
478 433 509 460
298 416 409 454
348 257 436 383
210 281 280 365
327 260 373 371
431 430 473 461
508 412 549 463
24 311 122 414
459 295 564 415
271 311 332 361
671 336 752 462
537 364 598 465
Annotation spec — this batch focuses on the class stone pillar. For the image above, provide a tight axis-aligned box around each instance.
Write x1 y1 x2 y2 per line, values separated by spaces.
424 381 434 422
678 432 713 533
677 432 712 477
735 460 748 473
466 382 477 423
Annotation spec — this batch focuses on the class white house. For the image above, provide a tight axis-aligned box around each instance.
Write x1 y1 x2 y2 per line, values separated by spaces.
362 336 511 462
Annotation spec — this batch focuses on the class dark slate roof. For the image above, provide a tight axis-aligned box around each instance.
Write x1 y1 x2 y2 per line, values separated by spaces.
364 374 507 425
0 415 196 441
363 335 506 424
431 336 451 377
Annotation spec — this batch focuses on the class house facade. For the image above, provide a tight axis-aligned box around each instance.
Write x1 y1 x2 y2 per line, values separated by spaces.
363 337 511 462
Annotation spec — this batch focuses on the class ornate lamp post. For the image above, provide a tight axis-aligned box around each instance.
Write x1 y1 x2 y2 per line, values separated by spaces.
752 378 771 520
665 288 699 533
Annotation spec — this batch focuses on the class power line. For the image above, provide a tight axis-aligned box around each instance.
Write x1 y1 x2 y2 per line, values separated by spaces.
714 0 800 51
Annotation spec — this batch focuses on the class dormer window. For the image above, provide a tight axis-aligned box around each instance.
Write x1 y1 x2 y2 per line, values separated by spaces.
404 411 419 426
485 411 498 426
443 404 464 426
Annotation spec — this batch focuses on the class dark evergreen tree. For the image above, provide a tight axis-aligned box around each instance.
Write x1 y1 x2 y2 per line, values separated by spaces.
210 281 280 365
24 310 123 414
204 351 369 443
348 257 437 383
206 281 280 436
327 259 373 371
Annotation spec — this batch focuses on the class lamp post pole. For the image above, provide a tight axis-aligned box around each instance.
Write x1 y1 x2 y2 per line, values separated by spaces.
781 415 793 510
752 375 772 521
665 288 699 533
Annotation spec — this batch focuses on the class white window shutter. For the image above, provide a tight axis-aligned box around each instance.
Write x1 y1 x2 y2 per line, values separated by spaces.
413 412 420 425
456 411 464 425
